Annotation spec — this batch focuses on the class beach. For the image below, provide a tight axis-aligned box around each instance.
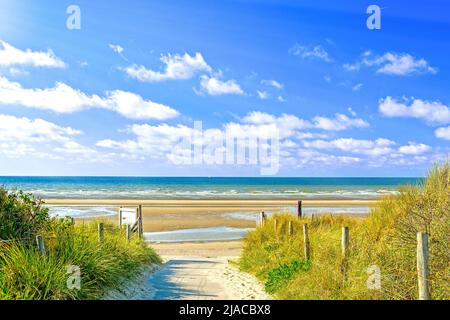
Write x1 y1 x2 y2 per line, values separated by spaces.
45 199 376 233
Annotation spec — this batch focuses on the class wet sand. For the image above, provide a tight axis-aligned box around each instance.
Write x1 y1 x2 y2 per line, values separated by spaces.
46 199 375 232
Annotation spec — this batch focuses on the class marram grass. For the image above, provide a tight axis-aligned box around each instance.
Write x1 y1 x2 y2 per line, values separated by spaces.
239 162 449 300
0 220 161 300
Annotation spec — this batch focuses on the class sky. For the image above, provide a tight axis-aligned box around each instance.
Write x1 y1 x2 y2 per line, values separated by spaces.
0 0 449 177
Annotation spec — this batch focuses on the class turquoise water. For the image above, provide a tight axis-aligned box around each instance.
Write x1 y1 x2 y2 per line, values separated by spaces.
0 176 421 200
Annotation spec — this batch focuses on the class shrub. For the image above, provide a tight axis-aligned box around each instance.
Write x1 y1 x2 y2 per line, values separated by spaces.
0 188 49 241
265 260 312 293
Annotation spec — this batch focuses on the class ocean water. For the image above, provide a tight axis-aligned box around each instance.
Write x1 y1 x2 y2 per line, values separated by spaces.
0 176 421 200
144 227 253 243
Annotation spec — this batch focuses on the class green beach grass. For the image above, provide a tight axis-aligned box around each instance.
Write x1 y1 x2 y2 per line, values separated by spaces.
239 162 449 300
0 188 161 300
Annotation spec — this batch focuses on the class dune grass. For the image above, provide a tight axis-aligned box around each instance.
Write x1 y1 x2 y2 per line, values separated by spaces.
0 219 161 300
239 162 449 300
0 187 161 300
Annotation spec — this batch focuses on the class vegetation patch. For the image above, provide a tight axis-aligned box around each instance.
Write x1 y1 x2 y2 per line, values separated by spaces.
265 260 312 293
239 162 449 300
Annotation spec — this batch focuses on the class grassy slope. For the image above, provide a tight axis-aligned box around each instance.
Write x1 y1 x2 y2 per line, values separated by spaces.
0 220 161 300
239 163 449 300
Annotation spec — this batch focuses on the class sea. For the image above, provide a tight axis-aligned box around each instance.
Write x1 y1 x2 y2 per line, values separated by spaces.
0 176 421 200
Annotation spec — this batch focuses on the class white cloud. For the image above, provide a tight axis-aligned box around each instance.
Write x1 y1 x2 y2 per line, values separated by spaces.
124 52 211 82
379 96 450 125
0 40 65 68
352 83 363 91
109 44 124 55
277 96 286 103
0 114 106 161
344 52 437 76
289 43 332 62
398 142 431 155
261 79 283 89
97 110 438 170
304 138 396 156
313 114 369 131
435 126 450 140
257 90 269 100
0 76 179 120
199 75 244 96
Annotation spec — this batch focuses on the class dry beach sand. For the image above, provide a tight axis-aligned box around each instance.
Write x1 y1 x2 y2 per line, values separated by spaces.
104 241 272 300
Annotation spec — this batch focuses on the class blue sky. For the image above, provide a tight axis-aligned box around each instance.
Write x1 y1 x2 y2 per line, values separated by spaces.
0 0 449 176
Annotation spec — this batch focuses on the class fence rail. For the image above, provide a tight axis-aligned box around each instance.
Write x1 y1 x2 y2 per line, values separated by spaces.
260 208 432 300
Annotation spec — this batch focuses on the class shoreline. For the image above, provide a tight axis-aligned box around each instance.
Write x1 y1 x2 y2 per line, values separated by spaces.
44 199 378 206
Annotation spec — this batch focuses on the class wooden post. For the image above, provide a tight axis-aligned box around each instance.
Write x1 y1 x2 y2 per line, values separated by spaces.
118 206 123 228
36 235 46 255
274 219 278 233
98 223 104 243
259 212 266 226
126 224 131 242
341 227 349 258
297 200 303 219
288 221 293 236
138 205 143 239
303 224 310 260
341 227 349 277
417 232 430 300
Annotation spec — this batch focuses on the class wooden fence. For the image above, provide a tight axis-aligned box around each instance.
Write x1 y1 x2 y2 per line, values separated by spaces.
259 207 432 300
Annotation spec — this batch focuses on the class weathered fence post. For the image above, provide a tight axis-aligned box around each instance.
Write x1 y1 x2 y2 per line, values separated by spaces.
303 224 310 260
417 232 430 300
259 212 266 226
98 223 104 243
341 226 349 277
118 206 123 228
36 235 46 255
274 218 278 234
138 205 143 239
288 221 293 236
126 224 131 242
342 227 349 258
297 200 303 219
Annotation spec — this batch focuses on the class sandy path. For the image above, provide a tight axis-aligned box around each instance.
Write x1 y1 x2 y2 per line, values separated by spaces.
104 241 271 300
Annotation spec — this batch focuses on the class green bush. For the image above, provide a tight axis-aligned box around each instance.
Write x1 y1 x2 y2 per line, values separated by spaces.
265 260 312 293
0 188 49 241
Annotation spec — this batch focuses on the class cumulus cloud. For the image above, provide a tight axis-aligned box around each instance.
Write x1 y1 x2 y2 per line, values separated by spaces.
199 75 244 96
123 52 211 82
398 142 431 155
344 52 437 76
97 110 436 170
379 96 450 125
312 114 369 131
0 76 179 120
289 43 332 62
303 138 396 156
435 126 450 141
0 114 103 161
0 40 65 68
